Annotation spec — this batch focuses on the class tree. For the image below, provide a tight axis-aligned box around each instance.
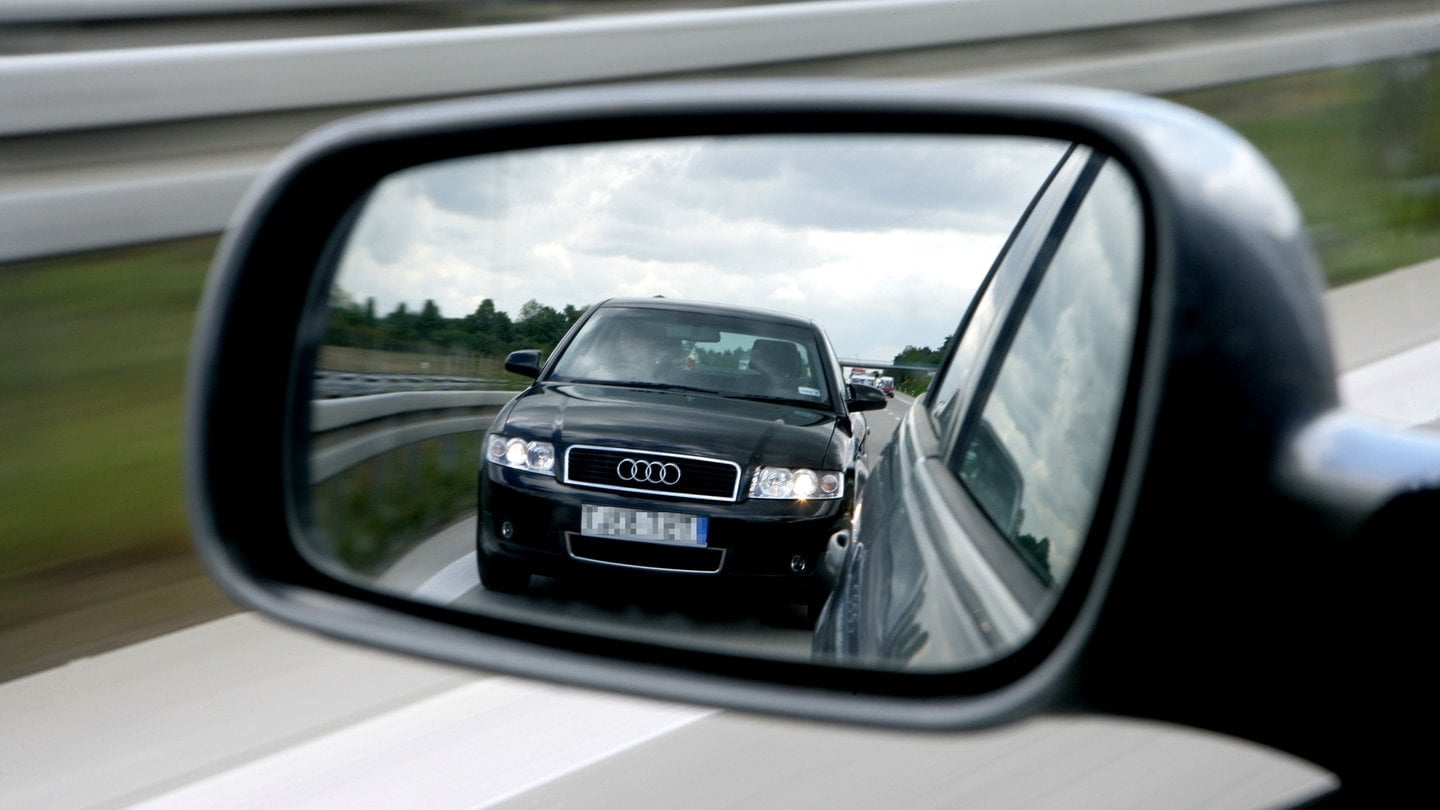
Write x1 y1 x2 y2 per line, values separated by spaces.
515 299 572 354
415 299 445 344
892 335 951 395
465 298 515 355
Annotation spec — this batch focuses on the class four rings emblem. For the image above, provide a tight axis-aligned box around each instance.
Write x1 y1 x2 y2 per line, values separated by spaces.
616 458 682 486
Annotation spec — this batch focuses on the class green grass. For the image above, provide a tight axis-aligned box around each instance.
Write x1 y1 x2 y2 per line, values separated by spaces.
0 238 215 579
312 436 480 575
1167 57 1440 286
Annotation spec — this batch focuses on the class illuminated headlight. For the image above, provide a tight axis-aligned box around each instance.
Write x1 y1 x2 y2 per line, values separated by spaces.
486 434 556 475
749 467 843 500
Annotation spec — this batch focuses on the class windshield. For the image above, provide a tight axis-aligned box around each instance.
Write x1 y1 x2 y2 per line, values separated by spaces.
549 305 833 408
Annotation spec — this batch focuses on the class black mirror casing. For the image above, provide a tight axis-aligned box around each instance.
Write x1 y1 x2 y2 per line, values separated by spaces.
504 350 543 379
846 384 889 412
185 80 1440 799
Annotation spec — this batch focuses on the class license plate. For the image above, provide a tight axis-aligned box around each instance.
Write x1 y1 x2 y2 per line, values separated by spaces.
581 504 708 546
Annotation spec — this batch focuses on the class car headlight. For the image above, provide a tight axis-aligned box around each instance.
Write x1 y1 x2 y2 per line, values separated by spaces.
487 434 556 475
749 466 843 500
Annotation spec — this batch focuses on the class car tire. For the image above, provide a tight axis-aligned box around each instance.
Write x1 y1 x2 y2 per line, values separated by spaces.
477 549 531 594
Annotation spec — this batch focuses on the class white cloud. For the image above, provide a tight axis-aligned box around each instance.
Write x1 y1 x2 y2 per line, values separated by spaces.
333 134 1067 364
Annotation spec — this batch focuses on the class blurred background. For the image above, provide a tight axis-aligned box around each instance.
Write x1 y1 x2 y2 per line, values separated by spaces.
2 0 1437 684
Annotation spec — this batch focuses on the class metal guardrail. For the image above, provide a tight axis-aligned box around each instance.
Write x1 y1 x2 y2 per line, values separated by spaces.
312 370 510 399
6 0 1439 262
309 389 514 482
0 0 1330 135
0 0 411 21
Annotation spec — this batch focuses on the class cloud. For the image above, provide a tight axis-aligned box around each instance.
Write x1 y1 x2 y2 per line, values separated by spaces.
333 133 1067 363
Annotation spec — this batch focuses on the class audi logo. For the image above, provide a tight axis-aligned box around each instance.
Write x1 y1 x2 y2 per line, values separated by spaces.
616 458 682 486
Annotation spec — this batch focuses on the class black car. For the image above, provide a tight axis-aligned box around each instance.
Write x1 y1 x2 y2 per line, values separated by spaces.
477 298 887 613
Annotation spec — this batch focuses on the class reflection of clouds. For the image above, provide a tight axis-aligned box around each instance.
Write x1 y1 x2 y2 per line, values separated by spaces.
334 134 1066 361
975 161 1141 580
685 136 1059 233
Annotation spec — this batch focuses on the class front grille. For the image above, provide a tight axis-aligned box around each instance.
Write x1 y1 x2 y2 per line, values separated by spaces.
564 445 741 502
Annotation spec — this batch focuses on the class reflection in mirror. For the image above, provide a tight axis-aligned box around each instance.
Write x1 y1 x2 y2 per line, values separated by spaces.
303 134 1143 673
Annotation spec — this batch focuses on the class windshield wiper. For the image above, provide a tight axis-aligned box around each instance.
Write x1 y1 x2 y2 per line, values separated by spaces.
722 393 831 410
563 378 725 396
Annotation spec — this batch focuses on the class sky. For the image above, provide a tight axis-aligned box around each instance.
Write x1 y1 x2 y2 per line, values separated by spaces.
333 133 1068 363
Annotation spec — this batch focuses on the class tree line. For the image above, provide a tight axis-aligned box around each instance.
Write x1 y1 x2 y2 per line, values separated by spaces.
890 335 951 395
326 290 585 359
328 289 956 389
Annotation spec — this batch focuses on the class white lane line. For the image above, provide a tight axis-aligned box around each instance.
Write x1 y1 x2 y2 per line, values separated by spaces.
1340 336 1440 429
131 677 717 810
413 549 481 603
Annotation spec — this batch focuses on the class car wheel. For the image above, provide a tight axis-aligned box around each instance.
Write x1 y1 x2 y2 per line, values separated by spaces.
477 549 531 594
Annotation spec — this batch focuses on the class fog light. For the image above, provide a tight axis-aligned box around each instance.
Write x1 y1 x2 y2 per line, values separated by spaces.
790 554 807 573
500 521 514 539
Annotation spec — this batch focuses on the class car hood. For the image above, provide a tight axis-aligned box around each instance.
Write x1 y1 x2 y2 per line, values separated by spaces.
503 383 841 469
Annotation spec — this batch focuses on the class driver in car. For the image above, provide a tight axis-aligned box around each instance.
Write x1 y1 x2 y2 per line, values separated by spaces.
595 322 686 383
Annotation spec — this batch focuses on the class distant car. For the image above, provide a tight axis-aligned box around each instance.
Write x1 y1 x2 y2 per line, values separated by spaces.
478 298 887 616
877 376 895 397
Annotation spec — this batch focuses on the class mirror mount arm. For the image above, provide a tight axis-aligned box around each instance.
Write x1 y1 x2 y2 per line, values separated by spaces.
1277 409 1440 539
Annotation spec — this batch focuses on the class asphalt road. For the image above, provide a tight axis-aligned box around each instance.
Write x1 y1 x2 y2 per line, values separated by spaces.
0 613 1335 808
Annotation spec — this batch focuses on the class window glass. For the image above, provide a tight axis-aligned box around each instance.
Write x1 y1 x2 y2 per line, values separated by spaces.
956 160 1143 585
549 306 832 407
928 146 1085 433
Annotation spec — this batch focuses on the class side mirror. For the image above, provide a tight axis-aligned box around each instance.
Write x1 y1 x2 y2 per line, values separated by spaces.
847 383 888 412
187 80 1440 791
504 350 543 379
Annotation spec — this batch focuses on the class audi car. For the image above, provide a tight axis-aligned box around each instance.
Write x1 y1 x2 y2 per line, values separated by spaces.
477 298 887 614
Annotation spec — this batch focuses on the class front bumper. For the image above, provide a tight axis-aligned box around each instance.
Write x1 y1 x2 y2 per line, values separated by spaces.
479 464 848 595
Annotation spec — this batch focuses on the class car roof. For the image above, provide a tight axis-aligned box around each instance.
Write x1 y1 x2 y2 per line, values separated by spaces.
592 297 816 330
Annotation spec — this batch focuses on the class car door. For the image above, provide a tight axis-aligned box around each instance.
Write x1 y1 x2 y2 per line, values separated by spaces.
817 143 1146 671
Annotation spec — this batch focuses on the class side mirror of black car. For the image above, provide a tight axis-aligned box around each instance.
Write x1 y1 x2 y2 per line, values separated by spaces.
504 350 543 379
187 80 1440 801
846 383 889 412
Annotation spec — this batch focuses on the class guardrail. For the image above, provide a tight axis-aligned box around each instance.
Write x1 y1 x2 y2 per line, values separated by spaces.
310 389 514 483
0 0 1333 135
0 0 410 21
5 0 1439 262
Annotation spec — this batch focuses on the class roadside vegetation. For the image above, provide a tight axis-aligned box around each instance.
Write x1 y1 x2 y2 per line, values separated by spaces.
1168 57 1440 286
326 290 584 361
312 436 480 575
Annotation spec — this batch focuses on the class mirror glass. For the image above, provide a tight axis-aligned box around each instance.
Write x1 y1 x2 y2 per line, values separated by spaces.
304 133 1144 672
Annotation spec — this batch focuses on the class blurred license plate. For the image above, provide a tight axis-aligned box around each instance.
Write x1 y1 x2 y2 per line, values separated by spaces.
581 504 707 546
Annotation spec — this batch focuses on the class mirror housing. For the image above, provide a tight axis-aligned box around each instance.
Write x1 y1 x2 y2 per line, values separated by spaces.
847 383 889 412
504 350 543 379
186 80 1440 788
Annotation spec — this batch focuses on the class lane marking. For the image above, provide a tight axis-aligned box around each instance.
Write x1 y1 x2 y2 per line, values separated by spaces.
1340 336 1440 429
413 550 480 603
130 677 716 809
